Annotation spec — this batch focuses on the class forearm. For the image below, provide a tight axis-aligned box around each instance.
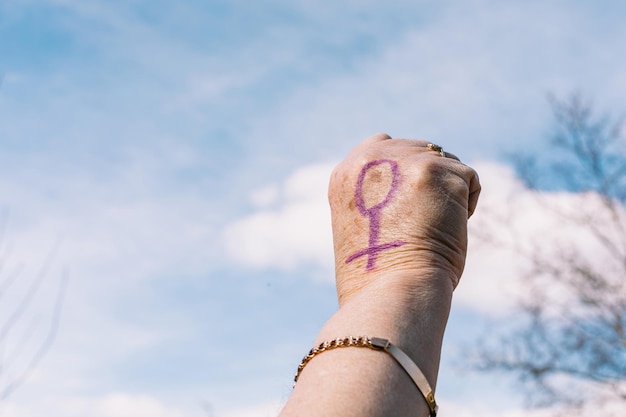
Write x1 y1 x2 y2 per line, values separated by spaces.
279 270 454 417
279 134 481 416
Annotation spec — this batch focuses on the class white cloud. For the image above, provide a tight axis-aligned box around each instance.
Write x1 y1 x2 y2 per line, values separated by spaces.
221 401 284 417
249 185 280 209
440 386 626 417
457 161 626 315
223 160 626 317
1 393 186 417
223 163 336 272
439 401 554 417
239 0 626 168
3 1 626 415
0 138 230 412
93 393 183 417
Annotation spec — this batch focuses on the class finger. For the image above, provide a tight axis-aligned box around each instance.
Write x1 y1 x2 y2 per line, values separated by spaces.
383 138 431 147
393 139 462 162
424 143 461 162
444 161 481 218
364 133 391 143
361 132 392 145
467 169 481 218
442 151 460 162
349 133 393 157
369 138 462 162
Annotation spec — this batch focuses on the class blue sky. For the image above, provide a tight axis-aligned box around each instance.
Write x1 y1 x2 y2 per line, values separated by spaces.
1 1 626 416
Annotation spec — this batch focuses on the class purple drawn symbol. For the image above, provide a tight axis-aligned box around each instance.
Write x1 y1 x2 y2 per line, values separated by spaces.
345 159 406 271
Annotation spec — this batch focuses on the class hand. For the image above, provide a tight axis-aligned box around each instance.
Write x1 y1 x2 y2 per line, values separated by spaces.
328 133 481 304
279 134 481 417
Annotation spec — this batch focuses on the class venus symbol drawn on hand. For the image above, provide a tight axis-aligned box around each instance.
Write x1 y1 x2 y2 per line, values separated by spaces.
345 159 406 271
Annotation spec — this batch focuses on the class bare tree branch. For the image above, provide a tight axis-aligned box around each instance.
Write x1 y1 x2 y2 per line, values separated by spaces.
1 270 69 400
469 94 626 413
0 217 68 403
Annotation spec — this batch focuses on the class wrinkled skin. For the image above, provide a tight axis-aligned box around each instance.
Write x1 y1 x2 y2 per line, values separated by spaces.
279 133 482 417
329 133 481 305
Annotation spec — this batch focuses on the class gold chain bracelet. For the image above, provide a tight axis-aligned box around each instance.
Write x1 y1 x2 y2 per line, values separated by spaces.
294 336 438 417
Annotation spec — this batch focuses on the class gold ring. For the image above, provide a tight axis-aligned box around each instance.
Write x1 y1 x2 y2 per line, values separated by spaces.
426 143 445 157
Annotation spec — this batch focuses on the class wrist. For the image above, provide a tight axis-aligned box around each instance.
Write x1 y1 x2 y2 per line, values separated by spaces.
335 242 466 295
320 269 454 386
336 265 456 310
